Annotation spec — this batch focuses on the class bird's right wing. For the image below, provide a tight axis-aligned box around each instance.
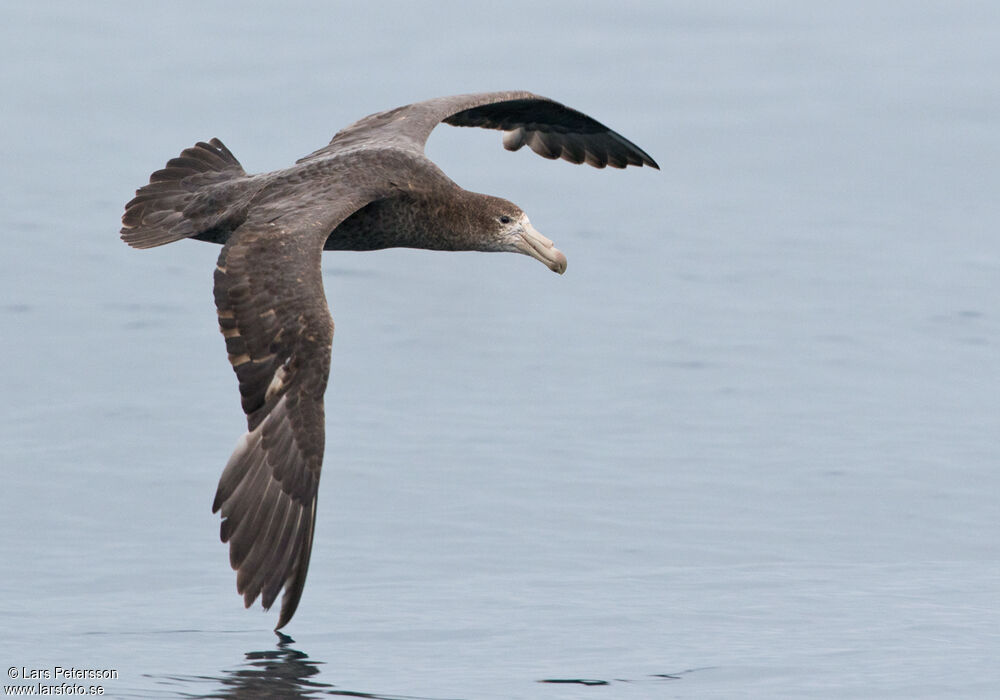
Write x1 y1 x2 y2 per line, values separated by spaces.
210 179 384 630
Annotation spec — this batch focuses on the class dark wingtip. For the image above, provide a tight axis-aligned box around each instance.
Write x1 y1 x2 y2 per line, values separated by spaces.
274 600 296 631
626 142 659 170
272 571 305 631
272 516 316 630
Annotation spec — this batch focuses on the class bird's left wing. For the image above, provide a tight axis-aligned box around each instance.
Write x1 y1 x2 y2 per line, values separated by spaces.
210 188 375 630
298 91 658 170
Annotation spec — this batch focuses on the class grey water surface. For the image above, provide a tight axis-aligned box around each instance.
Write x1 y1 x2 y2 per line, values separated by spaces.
2 1 998 698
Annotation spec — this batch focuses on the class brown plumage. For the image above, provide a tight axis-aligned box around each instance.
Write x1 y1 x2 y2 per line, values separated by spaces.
120 91 657 630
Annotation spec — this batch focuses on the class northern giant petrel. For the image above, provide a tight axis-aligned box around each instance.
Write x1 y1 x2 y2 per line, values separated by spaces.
121 91 658 630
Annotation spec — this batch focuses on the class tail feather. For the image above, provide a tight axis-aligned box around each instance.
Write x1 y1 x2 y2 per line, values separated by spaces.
121 138 247 249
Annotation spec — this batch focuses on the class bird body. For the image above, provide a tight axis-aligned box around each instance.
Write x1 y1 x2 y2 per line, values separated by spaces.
121 91 657 629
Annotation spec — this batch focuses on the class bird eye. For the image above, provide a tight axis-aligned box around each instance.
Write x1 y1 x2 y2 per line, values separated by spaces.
499 215 511 224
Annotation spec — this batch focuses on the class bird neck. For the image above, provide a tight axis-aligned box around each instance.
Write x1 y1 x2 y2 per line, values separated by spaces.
324 190 489 253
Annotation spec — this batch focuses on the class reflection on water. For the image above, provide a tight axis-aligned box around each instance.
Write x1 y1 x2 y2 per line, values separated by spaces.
147 633 699 699
537 668 703 687
152 634 459 700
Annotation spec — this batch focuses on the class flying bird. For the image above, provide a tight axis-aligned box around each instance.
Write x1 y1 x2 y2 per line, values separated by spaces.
121 91 658 630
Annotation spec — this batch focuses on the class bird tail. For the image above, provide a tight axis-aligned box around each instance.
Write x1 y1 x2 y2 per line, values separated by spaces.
120 138 248 249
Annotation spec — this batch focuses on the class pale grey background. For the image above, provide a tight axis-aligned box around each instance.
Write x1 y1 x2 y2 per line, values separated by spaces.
2 1 998 698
